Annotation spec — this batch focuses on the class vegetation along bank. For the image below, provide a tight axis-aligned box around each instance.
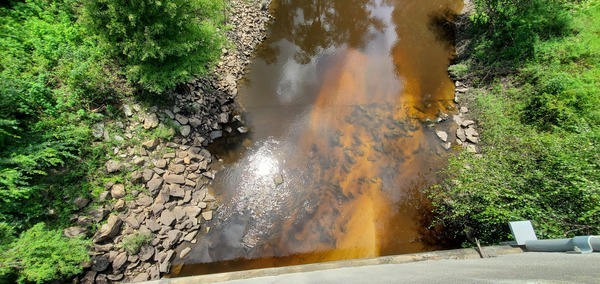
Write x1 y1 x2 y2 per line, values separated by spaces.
429 0 599 245
0 0 271 283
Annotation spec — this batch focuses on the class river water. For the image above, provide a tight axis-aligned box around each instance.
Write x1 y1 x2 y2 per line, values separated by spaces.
173 0 463 275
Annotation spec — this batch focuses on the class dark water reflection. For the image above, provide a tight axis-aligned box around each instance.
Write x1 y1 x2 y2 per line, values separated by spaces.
173 0 462 275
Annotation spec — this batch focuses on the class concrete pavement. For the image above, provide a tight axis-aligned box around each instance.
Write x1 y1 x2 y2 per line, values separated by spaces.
147 247 600 283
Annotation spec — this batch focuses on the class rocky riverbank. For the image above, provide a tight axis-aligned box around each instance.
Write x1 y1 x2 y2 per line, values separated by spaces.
68 1 274 283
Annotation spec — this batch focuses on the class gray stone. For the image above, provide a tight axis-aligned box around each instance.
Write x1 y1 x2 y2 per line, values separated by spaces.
180 125 191 137
138 245 154 261
63 226 86 238
89 207 109 222
111 184 126 199
461 120 475 127
112 252 127 271
274 174 284 186
91 255 110 272
92 123 105 139
106 274 124 281
201 210 213 221
169 184 185 198
180 247 192 258
465 127 479 138
218 112 229 124
142 169 155 182
442 142 452 150
95 274 108 284
172 164 186 174
125 215 140 229
237 126 248 134
81 270 97 284
159 250 175 273
123 104 133 117
142 139 159 150
460 106 469 113
210 130 223 140
145 218 161 232
74 197 90 209
167 230 182 246
132 272 149 283
143 113 159 129
435 131 448 142
136 193 153 206
114 199 126 211
183 230 198 242
456 128 467 142
176 114 189 125
105 160 122 173
154 159 167 169
159 210 176 226
94 215 122 243
164 174 185 184
146 174 163 196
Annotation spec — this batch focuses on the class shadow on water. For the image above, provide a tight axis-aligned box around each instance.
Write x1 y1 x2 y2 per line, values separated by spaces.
172 0 464 276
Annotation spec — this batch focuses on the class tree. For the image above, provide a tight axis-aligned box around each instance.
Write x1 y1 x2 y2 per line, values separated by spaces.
83 0 226 93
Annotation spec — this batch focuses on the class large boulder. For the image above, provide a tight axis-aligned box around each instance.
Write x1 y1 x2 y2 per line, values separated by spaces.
94 215 123 243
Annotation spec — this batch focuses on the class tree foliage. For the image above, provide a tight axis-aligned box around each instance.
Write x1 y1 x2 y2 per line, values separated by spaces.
83 0 226 93
0 223 89 284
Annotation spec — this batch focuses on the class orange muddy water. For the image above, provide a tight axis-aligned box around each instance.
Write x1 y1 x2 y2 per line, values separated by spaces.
173 0 463 276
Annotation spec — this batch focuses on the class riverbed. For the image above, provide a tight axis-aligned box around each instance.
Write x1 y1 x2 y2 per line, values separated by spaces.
173 0 463 275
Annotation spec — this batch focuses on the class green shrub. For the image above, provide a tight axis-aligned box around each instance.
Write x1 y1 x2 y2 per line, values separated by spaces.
118 232 153 254
83 0 226 93
0 223 89 284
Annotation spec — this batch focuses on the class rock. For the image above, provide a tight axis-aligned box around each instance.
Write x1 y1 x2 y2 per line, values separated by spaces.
465 127 479 138
167 230 182 246
237 126 248 134
81 270 97 284
146 218 161 232
184 206 201 219
159 210 176 226
169 185 185 198
95 274 108 284
210 130 223 140
155 159 167 169
456 87 469 93
185 229 200 243
435 131 448 142
466 135 479 144
172 164 186 174
74 197 90 209
112 252 127 271
274 174 284 186
146 174 164 196
189 117 202 128
91 255 110 272
180 125 191 137
460 106 469 113
466 144 478 153
176 114 189 125
106 274 124 281
180 247 192 258
173 207 187 222
159 250 175 273
143 113 159 129
142 139 159 150
218 112 229 124
452 115 463 125
63 226 86 238
94 215 123 243
201 210 213 221
114 199 126 211
130 170 143 184
149 264 160 280
164 174 185 184
142 169 155 182
132 273 149 283
136 193 153 207
92 123 104 140
456 128 467 142
442 142 452 150
89 207 109 222
111 184 126 199
105 160 122 173
138 245 154 261
123 104 133 117
125 215 141 229
461 120 475 127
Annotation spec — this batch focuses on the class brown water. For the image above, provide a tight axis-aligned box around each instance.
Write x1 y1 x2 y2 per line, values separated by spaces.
173 0 462 276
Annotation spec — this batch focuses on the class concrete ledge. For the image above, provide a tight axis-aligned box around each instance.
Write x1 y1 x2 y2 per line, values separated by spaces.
143 246 523 284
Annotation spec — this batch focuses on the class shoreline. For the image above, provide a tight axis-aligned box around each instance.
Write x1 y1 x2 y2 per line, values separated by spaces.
77 1 274 283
